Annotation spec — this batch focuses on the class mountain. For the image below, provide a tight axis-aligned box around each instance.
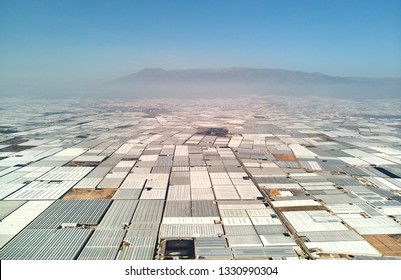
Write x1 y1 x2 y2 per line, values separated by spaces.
118 67 348 83
111 67 401 99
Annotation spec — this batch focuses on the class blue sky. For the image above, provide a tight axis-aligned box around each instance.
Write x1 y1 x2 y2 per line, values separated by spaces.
0 0 400 94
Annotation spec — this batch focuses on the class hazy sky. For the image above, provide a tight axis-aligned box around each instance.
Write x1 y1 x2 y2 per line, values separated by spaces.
1 0 400 95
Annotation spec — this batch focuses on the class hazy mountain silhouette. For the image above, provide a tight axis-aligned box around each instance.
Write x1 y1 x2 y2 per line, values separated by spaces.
112 67 401 99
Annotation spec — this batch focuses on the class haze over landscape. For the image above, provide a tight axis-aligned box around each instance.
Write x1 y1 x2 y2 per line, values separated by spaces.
111 67 401 99
1 0 400 98
2 0 401 270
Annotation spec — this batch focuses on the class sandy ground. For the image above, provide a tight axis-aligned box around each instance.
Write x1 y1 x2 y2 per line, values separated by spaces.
62 188 117 199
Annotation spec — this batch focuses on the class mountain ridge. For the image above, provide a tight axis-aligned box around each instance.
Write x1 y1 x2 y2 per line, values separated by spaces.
111 67 401 99
118 67 400 83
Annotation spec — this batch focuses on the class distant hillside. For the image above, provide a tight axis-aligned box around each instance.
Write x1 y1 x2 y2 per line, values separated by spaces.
111 67 401 99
